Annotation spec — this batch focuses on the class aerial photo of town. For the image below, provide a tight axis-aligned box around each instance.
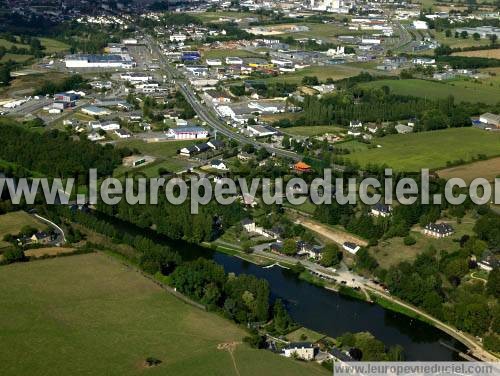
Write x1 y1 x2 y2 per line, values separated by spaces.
0 0 499 375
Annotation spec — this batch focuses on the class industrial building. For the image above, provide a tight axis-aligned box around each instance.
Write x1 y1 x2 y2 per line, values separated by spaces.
65 54 135 68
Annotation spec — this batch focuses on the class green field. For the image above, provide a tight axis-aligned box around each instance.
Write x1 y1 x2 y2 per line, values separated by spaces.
0 53 33 63
203 49 262 60
286 327 326 343
0 253 327 376
0 211 45 249
282 125 344 137
0 37 69 53
359 78 500 105
272 22 362 43
344 128 500 171
433 31 491 49
114 139 196 175
266 64 372 85
194 11 264 23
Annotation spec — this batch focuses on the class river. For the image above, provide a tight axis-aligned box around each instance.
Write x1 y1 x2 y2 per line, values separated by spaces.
99 214 467 361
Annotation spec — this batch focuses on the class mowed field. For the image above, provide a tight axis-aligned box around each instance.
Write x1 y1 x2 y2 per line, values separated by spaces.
359 79 500 105
0 37 69 53
452 48 500 59
114 139 196 175
344 128 500 171
282 125 344 137
265 64 374 84
0 211 45 250
437 156 500 183
369 215 476 269
0 253 327 376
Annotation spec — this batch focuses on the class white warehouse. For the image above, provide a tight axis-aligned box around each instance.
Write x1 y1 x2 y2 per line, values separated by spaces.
65 54 134 68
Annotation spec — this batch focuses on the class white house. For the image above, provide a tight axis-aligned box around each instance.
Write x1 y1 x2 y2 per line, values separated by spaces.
114 129 131 139
100 121 121 131
423 223 454 238
210 159 229 171
225 56 243 65
371 203 391 217
87 132 105 141
206 58 222 66
479 113 500 128
343 242 360 255
413 20 428 30
283 343 315 361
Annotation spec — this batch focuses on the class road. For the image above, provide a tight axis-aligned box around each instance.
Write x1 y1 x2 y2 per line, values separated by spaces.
143 33 301 161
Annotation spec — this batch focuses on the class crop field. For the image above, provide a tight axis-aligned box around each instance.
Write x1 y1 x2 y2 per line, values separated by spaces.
0 53 33 63
282 125 344 137
0 37 69 53
266 64 371 85
437 156 500 183
203 49 262 60
0 72 69 98
0 211 45 249
0 253 327 376
344 128 500 171
452 48 500 59
194 11 264 23
272 22 362 43
359 78 500 105
433 31 490 49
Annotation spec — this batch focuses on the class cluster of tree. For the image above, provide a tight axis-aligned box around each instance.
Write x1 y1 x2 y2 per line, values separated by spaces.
0 121 129 179
289 81 493 130
435 55 500 69
170 258 271 323
33 74 89 96
337 332 404 361
174 91 196 119
379 235 500 351
0 61 15 87
54 207 181 274
237 81 298 98
96 191 245 244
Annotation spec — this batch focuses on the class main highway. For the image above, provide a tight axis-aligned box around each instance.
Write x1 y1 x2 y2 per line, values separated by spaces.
144 33 301 161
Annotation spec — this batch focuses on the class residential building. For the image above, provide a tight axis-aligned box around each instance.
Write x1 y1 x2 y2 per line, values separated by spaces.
114 129 131 139
283 342 315 360
479 113 500 128
343 242 360 255
293 161 312 173
207 139 225 150
87 131 105 141
225 56 244 65
371 203 391 217
210 159 229 171
423 223 454 238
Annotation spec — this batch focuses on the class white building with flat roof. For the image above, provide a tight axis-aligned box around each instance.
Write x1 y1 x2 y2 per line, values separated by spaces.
65 54 134 68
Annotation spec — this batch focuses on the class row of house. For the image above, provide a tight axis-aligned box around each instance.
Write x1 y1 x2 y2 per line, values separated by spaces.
179 139 224 157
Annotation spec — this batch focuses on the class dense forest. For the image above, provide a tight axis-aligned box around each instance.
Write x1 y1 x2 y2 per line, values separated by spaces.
0 121 130 179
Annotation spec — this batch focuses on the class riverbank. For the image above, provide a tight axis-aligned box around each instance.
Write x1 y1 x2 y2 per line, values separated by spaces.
210 239 498 362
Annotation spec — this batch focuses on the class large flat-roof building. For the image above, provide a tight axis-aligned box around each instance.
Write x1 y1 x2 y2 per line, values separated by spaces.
65 54 134 68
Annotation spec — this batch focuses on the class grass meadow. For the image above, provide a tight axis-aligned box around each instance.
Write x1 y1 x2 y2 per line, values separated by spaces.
358 78 500 105
0 211 45 250
344 128 500 171
0 253 327 376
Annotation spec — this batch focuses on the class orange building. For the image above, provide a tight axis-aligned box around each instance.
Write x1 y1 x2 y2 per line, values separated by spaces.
293 161 312 173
